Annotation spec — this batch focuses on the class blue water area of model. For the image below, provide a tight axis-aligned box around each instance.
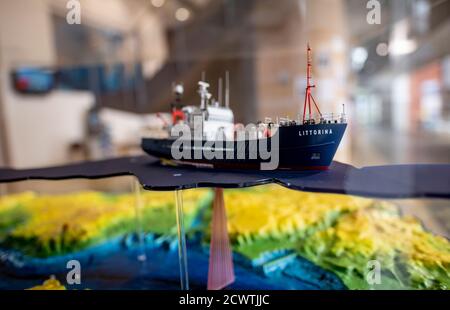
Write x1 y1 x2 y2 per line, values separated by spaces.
0 235 345 290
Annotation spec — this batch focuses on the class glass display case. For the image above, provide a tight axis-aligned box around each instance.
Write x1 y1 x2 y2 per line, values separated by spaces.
0 0 449 293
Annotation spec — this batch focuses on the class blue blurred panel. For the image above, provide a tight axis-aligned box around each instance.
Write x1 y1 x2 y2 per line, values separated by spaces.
57 66 94 90
12 68 54 94
12 63 143 96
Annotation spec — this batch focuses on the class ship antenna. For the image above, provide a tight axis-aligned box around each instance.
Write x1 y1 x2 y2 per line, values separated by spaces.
303 43 322 124
218 77 223 106
198 81 210 110
225 71 230 108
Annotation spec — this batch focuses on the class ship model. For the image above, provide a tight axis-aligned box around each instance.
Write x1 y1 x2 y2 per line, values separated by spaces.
142 45 347 170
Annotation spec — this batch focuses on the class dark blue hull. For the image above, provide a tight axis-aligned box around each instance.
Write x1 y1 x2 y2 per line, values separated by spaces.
142 123 346 170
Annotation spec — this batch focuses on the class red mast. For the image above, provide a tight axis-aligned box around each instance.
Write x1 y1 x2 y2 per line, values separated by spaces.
303 44 322 123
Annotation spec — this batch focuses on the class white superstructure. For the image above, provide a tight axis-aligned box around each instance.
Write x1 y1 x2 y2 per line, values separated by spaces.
179 79 234 140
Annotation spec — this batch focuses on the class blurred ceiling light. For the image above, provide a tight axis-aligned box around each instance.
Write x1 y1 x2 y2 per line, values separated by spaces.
376 42 389 56
351 47 368 71
175 7 190 22
151 0 165 8
389 20 417 56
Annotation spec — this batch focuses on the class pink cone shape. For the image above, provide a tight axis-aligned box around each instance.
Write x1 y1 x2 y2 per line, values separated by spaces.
207 188 235 290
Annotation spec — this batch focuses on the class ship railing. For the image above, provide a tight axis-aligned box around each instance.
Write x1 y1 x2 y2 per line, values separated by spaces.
263 117 297 126
262 114 346 127
305 113 346 124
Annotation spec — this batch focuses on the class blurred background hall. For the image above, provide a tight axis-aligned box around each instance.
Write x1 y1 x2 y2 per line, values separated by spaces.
0 0 449 235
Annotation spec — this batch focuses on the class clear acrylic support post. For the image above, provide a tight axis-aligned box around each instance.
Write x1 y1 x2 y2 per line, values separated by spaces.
133 179 146 262
175 190 189 290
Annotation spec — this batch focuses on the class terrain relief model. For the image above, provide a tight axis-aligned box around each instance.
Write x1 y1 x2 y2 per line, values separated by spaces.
0 185 449 290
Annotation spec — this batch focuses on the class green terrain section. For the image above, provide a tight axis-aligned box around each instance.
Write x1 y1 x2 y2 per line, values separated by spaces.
1 185 449 289
298 204 450 289
201 185 450 289
0 190 212 257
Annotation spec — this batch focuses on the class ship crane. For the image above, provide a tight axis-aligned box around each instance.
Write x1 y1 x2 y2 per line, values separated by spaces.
303 44 322 124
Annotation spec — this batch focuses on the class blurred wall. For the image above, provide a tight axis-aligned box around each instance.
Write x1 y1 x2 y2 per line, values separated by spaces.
306 0 350 163
253 0 350 162
48 0 168 73
0 0 168 169
0 0 93 169
253 0 305 121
